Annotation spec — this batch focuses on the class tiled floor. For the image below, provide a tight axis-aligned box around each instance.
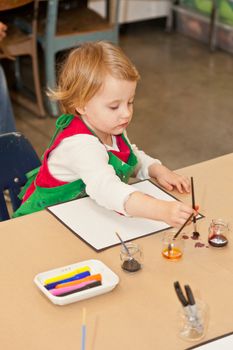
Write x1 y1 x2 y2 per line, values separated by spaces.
12 19 233 170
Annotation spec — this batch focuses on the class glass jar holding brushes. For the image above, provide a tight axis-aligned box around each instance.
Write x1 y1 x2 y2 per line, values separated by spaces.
174 281 208 342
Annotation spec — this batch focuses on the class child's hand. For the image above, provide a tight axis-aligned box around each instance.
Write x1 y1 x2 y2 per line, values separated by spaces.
160 200 194 228
125 191 195 228
149 164 190 193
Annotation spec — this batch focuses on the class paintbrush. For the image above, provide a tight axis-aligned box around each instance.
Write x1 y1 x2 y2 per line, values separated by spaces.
116 232 141 272
81 307 86 350
173 213 194 240
115 232 133 260
191 177 200 238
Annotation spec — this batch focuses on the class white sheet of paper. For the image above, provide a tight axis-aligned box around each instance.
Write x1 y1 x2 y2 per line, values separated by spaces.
47 180 177 251
187 333 233 349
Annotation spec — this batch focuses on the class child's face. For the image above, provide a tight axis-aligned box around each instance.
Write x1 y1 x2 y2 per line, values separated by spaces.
78 74 137 140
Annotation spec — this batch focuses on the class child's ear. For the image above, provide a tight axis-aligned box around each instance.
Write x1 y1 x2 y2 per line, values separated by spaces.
75 106 85 115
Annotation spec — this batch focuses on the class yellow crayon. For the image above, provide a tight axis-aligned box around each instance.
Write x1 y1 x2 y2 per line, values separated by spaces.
44 266 90 284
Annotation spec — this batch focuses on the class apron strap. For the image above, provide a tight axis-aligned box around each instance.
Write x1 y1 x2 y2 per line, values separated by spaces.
46 114 74 152
18 166 40 200
19 114 74 200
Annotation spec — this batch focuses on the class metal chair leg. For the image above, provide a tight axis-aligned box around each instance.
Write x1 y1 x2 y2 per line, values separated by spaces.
14 57 23 90
45 52 60 117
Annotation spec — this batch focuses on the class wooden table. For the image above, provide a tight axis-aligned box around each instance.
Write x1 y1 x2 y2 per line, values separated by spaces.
0 0 32 11
1 153 233 350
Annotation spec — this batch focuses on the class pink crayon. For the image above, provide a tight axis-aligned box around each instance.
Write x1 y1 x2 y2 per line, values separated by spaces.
50 280 97 296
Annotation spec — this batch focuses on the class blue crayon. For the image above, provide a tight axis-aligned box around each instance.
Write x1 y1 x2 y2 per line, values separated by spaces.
44 271 91 290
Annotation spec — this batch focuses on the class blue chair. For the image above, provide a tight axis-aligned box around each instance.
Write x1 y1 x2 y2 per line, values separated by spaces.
16 0 120 117
0 132 41 221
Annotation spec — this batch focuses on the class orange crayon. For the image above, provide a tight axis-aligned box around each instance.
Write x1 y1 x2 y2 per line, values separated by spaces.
55 273 102 289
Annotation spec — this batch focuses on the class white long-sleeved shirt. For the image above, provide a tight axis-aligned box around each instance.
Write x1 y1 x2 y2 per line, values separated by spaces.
48 134 161 215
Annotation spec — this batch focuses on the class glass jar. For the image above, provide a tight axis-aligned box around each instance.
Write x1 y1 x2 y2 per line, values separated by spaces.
178 299 208 342
208 219 229 247
162 231 185 261
120 242 143 272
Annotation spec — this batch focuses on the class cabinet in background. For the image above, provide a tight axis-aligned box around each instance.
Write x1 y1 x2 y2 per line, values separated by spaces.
89 0 170 23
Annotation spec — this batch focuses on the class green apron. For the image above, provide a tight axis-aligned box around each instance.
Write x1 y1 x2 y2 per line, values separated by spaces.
13 114 138 218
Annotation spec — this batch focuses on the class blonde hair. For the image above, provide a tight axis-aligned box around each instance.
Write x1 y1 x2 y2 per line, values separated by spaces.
48 41 140 114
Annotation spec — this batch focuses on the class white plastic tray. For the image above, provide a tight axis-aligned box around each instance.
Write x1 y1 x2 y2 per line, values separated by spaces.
34 259 119 305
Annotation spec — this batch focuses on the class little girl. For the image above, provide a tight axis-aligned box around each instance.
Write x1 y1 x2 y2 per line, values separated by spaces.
13 41 194 227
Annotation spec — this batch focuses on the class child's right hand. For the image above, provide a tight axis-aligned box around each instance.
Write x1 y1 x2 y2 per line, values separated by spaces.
125 191 195 228
159 200 194 228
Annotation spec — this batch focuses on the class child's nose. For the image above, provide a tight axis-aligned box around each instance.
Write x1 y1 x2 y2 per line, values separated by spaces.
121 106 131 120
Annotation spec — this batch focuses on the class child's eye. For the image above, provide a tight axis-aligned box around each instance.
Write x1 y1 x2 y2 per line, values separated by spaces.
128 100 134 105
109 106 119 110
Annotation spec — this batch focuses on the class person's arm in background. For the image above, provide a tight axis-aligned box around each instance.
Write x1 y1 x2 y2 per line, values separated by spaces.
0 22 7 40
0 21 16 133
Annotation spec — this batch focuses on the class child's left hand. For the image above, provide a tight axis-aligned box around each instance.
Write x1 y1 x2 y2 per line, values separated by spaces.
149 163 190 193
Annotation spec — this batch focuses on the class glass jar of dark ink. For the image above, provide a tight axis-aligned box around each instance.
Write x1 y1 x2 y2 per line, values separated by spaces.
208 219 229 247
120 242 143 272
